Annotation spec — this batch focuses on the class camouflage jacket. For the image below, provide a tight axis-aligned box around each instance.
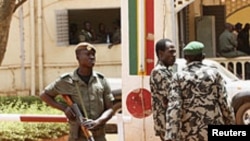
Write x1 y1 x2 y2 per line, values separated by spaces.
149 61 173 137
165 61 235 141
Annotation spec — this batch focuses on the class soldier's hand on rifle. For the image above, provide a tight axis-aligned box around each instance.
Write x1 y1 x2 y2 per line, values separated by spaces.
82 119 97 130
64 106 76 120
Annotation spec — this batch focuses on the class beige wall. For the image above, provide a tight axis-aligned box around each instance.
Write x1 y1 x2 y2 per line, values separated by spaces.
2 0 249 141
227 7 250 26
201 0 250 25
0 0 121 95
3 0 248 96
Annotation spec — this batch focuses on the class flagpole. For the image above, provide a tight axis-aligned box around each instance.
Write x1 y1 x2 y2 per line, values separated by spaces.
138 0 145 75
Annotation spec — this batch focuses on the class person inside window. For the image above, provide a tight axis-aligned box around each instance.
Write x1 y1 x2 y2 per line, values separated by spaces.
96 22 109 43
79 21 97 43
108 19 121 49
69 23 79 44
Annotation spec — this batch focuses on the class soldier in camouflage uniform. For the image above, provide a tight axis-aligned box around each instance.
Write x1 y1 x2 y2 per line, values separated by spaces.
165 41 235 141
40 42 114 141
149 38 176 141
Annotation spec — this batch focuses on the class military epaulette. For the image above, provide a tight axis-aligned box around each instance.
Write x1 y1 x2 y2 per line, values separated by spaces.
60 72 71 79
96 72 104 79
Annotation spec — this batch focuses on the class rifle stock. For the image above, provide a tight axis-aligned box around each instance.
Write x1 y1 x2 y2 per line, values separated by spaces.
62 95 95 141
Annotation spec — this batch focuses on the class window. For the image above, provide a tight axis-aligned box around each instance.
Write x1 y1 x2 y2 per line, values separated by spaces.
55 8 121 46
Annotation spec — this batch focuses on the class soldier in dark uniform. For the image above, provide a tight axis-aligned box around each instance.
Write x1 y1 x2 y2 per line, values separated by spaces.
40 42 115 141
149 38 176 141
165 41 235 141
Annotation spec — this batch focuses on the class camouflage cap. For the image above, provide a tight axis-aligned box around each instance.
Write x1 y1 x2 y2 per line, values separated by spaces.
75 42 96 52
183 41 204 55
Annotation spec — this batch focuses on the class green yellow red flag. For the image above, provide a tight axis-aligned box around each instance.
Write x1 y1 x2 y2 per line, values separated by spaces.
128 0 154 75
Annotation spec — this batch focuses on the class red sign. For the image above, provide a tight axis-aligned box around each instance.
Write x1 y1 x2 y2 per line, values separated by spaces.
126 88 152 118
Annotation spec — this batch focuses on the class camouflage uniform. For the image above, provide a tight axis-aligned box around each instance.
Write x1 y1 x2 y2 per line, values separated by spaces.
44 69 114 141
165 61 235 141
149 61 173 139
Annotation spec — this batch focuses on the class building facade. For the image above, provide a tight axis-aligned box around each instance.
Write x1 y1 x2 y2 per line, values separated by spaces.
1 0 250 140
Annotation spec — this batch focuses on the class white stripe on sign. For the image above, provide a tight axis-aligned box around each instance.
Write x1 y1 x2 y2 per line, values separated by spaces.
0 114 67 122
0 114 22 121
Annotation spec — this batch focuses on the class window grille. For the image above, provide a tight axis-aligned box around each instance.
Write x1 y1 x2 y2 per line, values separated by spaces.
55 10 69 46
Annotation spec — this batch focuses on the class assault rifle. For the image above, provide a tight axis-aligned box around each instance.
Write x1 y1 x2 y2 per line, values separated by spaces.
62 95 95 141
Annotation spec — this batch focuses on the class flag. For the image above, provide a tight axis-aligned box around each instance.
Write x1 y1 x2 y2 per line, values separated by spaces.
128 0 154 75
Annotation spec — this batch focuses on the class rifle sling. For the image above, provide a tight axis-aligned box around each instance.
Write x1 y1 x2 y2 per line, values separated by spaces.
75 82 89 119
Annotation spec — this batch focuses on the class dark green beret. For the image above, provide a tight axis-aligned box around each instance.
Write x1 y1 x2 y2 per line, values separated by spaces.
183 41 204 55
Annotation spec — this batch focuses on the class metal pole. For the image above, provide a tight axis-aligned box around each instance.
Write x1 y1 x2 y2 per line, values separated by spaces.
139 0 145 75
